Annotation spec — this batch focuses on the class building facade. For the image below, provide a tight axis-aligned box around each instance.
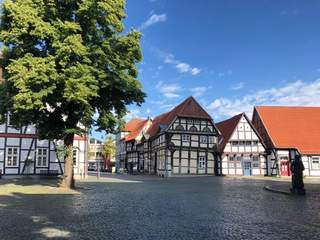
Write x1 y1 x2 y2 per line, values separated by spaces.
0 114 88 178
216 113 267 176
115 118 152 173
252 106 320 177
88 138 104 171
116 97 221 176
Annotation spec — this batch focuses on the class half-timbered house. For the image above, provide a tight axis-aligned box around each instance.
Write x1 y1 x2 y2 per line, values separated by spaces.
216 113 267 176
0 114 88 178
115 118 152 173
145 97 220 176
252 106 320 177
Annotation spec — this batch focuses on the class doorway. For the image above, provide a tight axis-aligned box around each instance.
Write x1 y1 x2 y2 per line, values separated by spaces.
243 161 252 176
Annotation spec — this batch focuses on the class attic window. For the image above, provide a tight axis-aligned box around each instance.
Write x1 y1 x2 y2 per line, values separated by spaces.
203 127 211 132
176 125 184 130
189 126 197 131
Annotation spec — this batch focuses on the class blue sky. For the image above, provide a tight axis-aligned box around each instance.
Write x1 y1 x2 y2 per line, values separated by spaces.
118 0 320 123
93 0 320 139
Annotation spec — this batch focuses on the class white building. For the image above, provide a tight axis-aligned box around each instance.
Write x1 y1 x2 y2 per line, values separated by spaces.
0 114 88 178
252 106 320 177
216 113 267 176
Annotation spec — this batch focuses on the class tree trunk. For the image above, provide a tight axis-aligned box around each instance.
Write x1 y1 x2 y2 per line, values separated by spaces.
60 134 75 189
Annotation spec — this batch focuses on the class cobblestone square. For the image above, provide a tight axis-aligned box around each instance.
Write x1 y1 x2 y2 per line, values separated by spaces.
0 175 319 240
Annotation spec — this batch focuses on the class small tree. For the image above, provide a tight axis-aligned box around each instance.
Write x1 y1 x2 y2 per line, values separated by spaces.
103 135 115 169
0 0 145 188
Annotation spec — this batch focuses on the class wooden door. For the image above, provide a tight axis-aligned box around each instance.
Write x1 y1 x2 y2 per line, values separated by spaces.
280 161 291 176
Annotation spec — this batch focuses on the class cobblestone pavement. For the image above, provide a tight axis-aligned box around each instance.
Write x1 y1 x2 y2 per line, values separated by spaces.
0 175 320 240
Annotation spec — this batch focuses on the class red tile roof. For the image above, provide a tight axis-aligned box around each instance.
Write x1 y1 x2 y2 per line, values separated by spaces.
123 118 145 132
255 106 320 154
216 113 243 151
147 96 212 138
123 118 149 142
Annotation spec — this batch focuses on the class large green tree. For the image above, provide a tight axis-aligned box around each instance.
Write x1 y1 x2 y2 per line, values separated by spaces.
0 0 145 188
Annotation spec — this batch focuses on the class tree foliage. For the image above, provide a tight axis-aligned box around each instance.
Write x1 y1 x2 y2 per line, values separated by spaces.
0 0 145 140
103 135 115 160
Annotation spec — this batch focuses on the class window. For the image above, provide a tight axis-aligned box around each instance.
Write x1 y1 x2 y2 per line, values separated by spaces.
208 136 214 144
199 156 206 169
249 155 259 168
189 126 197 132
37 148 48 167
228 156 235 168
176 125 184 131
182 134 190 142
200 136 208 144
90 139 95 144
203 127 211 132
73 149 77 165
252 156 259 162
239 141 245 146
246 141 251 146
187 119 193 124
96 152 103 158
252 141 258 146
231 141 238 146
311 157 320 170
6 147 19 167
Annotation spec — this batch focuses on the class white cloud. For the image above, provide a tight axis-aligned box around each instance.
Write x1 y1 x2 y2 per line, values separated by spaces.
207 79 320 120
164 53 178 64
190 87 207 97
176 63 190 73
231 82 244 90
160 51 201 76
156 81 181 98
139 13 167 30
191 68 201 75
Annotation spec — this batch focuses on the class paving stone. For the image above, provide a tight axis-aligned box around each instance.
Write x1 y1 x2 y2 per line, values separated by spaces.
0 175 319 240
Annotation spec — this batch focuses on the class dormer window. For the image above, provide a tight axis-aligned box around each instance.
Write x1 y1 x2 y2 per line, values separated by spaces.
176 125 184 131
203 127 211 132
189 126 197 132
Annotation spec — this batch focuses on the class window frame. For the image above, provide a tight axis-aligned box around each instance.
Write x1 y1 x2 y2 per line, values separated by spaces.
200 135 208 144
36 148 48 167
198 156 206 169
311 157 320 170
181 134 190 142
6 147 19 167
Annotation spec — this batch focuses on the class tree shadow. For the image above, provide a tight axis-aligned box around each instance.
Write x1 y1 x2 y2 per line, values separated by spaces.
0 176 61 188
0 192 77 239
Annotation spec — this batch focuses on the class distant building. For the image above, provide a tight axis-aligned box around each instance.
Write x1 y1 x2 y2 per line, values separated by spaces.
216 113 267 176
252 106 320 177
115 118 152 173
88 138 104 171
